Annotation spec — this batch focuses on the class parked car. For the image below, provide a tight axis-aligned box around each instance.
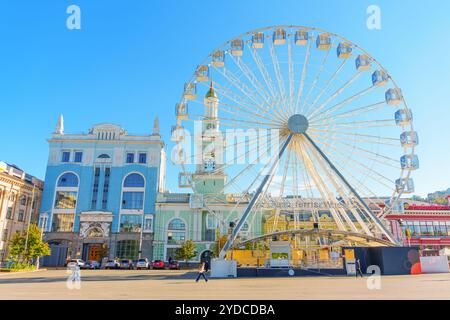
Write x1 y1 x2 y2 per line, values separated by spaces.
168 260 180 270
105 259 120 269
136 258 150 270
85 260 101 269
152 260 165 269
120 259 134 270
66 259 85 268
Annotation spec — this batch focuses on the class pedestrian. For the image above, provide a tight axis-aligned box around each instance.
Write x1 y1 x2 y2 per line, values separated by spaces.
168 256 173 265
195 261 208 283
355 258 364 278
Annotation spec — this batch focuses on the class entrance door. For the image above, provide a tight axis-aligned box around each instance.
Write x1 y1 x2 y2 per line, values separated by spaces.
87 244 102 262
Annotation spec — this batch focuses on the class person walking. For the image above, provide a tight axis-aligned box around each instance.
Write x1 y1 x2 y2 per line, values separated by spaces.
355 258 364 278
195 261 208 283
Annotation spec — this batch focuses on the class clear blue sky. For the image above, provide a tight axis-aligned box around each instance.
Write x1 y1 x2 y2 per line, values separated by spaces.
0 0 449 197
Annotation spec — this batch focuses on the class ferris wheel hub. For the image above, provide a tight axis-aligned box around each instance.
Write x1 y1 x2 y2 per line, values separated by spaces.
287 114 309 134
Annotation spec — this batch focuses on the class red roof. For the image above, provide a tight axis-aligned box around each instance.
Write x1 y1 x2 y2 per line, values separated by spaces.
406 205 450 211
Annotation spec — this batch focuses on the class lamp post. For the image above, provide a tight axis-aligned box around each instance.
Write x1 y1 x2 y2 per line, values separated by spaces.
36 212 48 270
138 209 144 259
24 184 36 263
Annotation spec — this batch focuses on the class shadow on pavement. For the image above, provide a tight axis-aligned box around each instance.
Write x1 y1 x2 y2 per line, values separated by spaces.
0 271 202 285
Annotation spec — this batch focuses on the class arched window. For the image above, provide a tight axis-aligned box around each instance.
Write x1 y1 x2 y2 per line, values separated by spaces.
97 154 110 159
53 172 79 232
167 219 186 244
123 173 145 188
121 173 145 210
57 172 79 187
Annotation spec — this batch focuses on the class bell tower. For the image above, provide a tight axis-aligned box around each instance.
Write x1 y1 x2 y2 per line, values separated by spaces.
192 82 226 196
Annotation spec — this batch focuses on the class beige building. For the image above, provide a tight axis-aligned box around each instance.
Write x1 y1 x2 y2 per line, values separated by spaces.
0 161 43 262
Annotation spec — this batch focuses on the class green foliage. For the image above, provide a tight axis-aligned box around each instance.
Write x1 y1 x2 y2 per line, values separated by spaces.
175 240 197 262
8 262 36 271
211 235 228 257
8 224 50 265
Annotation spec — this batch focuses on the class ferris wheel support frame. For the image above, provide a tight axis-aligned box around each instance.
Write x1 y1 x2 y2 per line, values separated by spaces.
302 133 398 244
218 131 398 260
219 134 294 259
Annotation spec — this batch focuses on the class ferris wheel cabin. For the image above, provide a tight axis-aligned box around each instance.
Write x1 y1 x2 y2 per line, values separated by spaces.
183 82 197 101
230 39 244 56
400 131 419 148
294 30 309 46
273 28 287 45
252 32 265 49
337 42 352 59
195 65 209 82
395 109 413 126
386 88 403 106
400 155 419 170
356 54 371 71
212 50 225 67
372 70 389 86
175 103 188 121
396 178 415 194
171 125 185 142
316 34 331 50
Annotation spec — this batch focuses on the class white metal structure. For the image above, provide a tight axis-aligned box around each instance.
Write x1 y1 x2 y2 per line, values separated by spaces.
172 26 418 259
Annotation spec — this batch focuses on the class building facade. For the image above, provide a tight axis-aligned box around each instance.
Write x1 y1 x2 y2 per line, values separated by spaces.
0 161 43 263
39 116 166 266
386 197 450 255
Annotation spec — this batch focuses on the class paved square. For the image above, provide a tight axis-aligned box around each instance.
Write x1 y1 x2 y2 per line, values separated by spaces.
1 269 450 300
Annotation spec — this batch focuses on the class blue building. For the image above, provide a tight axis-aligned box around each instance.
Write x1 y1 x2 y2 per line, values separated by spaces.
39 116 166 266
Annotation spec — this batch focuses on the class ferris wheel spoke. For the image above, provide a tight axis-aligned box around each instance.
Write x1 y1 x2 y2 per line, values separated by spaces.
310 101 386 124
326 154 393 213
308 129 400 144
247 44 278 101
302 134 395 242
309 135 396 188
308 131 399 147
189 96 278 126
214 66 264 108
308 84 375 122
287 40 295 115
228 55 287 121
201 83 274 120
268 41 289 113
303 137 361 233
247 44 289 122
294 137 347 231
294 40 312 114
300 43 332 115
335 140 400 166
313 138 400 170
310 119 396 130
304 59 349 117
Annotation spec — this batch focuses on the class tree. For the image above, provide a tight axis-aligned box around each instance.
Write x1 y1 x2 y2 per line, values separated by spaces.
212 235 229 257
9 224 50 266
175 240 197 264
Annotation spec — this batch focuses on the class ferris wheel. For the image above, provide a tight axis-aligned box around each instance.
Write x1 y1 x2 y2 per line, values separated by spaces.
171 26 418 258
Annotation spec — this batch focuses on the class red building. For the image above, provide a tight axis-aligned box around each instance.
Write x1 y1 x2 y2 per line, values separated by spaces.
385 196 450 255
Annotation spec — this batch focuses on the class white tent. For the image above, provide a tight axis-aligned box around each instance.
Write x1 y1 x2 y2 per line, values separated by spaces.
439 247 450 256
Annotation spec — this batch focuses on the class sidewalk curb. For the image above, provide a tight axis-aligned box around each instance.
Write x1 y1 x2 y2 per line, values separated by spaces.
0 269 47 276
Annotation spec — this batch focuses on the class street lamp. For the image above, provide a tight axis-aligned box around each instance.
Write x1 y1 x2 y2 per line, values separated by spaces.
24 184 36 257
138 209 144 259
36 212 48 270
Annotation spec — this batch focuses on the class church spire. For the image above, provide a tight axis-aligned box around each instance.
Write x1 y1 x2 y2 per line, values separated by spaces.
152 116 160 135
205 81 217 99
55 114 64 134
